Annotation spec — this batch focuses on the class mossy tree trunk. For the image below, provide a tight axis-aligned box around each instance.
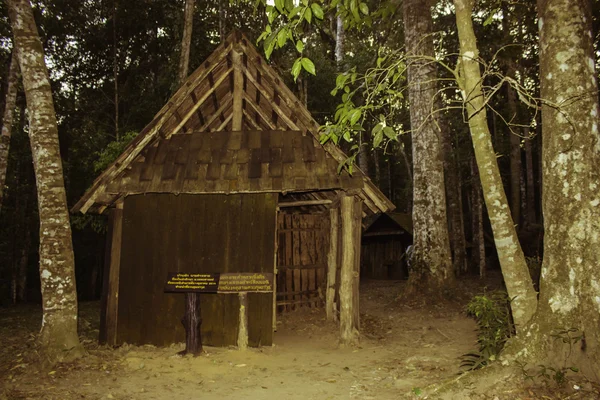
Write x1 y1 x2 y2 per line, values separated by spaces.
403 0 453 293
453 0 537 331
7 0 84 363
522 0 600 378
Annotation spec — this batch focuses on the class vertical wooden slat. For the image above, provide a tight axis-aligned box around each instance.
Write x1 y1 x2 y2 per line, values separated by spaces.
300 215 309 307
326 207 339 321
292 214 301 310
285 214 293 311
106 200 124 345
102 201 123 345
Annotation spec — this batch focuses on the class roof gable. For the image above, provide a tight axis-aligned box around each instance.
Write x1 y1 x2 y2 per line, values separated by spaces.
72 31 394 215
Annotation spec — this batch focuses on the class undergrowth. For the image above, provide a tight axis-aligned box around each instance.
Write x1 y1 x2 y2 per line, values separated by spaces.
460 290 514 370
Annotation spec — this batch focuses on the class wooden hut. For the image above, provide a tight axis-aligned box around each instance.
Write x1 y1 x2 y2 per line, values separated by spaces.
361 213 412 280
72 31 394 348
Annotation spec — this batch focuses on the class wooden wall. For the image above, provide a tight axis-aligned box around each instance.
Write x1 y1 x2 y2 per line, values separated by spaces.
361 237 407 280
114 193 276 347
276 212 329 310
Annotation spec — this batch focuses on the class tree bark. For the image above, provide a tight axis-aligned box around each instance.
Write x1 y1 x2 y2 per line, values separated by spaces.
7 0 84 362
403 0 453 292
506 63 522 228
442 114 467 276
523 129 537 227
112 0 119 140
178 0 195 84
471 157 485 278
527 0 600 378
453 0 537 332
0 50 20 211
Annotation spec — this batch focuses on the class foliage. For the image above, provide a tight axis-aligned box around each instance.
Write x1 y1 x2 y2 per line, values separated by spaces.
461 290 514 370
93 131 138 174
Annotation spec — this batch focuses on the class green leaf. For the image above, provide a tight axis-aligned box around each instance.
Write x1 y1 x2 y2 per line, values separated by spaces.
291 58 302 81
483 8 499 26
383 126 396 140
284 0 294 12
304 6 312 23
349 109 361 125
296 40 304 53
289 6 303 18
359 2 369 15
311 3 324 20
335 74 348 89
373 131 383 148
372 123 383 136
265 38 276 59
350 0 360 21
275 0 285 13
277 28 287 47
301 57 316 75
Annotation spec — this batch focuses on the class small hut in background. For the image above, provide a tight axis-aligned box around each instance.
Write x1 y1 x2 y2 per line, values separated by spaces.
361 212 412 280
72 31 394 348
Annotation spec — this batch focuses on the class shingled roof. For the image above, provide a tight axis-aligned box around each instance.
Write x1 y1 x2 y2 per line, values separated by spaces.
72 31 394 215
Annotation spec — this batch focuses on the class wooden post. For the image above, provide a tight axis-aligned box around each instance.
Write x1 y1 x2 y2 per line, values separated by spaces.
273 210 278 331
231 48 243 131
180 292 202 356
237 292 248 350
339 195 360 345
326 207 339 321
104 199 123 346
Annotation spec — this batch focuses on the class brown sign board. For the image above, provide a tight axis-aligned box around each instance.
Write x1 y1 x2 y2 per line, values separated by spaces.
165 272 274 293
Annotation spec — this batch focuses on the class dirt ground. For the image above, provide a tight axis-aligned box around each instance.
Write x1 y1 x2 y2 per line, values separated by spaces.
0 274 596 400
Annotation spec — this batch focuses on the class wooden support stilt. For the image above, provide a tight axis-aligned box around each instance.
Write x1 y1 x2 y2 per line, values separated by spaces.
339 195 360 345
104 199 123 346
180 292 203 356
237 292 248 350
326 207 339 321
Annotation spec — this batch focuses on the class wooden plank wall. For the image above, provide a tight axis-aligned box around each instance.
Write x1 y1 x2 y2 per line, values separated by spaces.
360 237 407 280
276 212 329 311
116 193 276 347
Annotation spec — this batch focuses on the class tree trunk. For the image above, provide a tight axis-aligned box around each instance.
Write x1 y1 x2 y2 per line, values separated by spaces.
0 50 20 211
523 129 537 227
442 114 467 276
112 0 119 140
526 0 600 377
471 157 485 278
506 65 522 228
178 0 195 84
453 0 537 332
403 0 453 292
219 0 226 42
7 0 84 363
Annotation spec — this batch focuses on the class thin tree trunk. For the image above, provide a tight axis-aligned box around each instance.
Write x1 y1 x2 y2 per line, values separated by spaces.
404 0 453 292
219 0 226 42
7 0 84 362
506 62 522 228
523 129 536 227
471 157 485 278
335 12 344 69
454 0 537 332
442 114 467 276
0 50 20 211
178 0 195 84
112 0 119 140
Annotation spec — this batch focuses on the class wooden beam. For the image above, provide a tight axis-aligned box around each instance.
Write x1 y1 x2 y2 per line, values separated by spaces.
171 67 233 135
241 68 300 130
216 113 233 131
242 108 262 130
198 92 233 131
339 195 360 345
278 199 333 208
326 207 339 321
242 93 277 130
231 48 244 131
105 199 124 346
